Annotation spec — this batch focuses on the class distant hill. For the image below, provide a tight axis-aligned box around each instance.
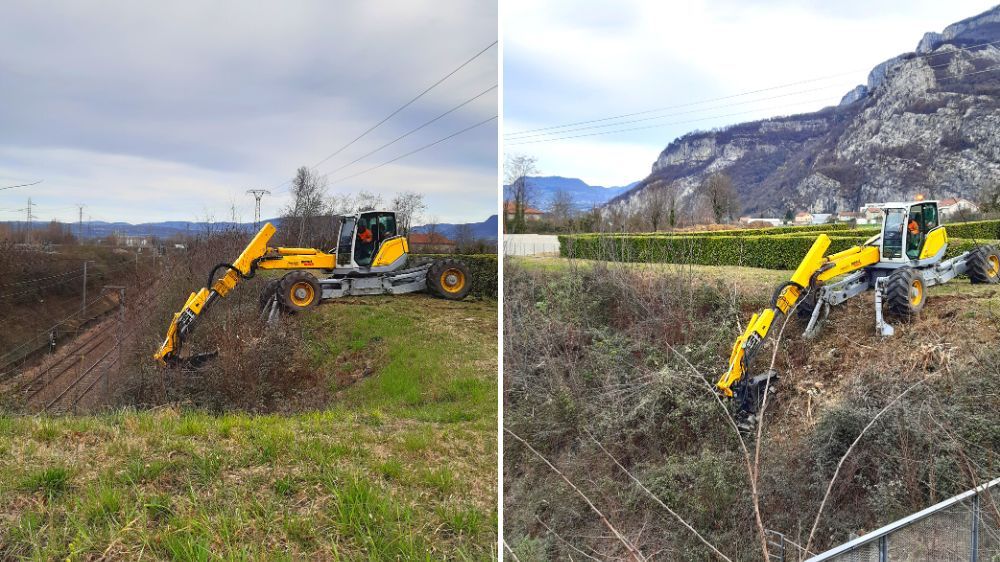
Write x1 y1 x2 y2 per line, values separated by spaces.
411 215 498 241
3 215 498 241
504 176 638 211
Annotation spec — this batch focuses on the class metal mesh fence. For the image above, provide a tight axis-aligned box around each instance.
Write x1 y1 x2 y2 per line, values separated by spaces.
809 478 1000 562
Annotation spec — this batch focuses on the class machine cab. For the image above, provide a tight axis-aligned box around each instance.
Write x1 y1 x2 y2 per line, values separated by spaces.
879 201 945 263
336 211 408 270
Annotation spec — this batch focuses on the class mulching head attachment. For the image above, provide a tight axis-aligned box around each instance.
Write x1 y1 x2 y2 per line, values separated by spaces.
164 350 219 371
733 369 780 431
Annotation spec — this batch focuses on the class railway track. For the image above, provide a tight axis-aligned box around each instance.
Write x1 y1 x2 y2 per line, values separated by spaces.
3 308 123 413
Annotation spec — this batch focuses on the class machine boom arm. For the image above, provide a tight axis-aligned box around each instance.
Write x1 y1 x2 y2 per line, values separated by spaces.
153 223 277 365
716 234 880 405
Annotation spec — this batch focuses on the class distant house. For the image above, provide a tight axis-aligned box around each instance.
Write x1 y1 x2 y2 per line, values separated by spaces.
504 201 545 222
811 213 833 225
117 234 150 248
860 204 884 223
409 232 457 253
939 197 979 218
836 211 869 225
739 216 783 227
793 212 813 226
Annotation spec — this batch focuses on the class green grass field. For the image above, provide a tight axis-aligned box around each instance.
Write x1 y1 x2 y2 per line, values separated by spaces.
0 296 498 560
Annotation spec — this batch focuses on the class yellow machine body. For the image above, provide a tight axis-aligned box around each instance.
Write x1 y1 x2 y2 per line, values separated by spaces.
716 200 966 408
919 226 948 260
372 236 408 267
153 210 439 366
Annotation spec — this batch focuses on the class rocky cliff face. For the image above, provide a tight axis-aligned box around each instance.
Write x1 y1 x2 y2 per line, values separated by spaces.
611 5 1000 219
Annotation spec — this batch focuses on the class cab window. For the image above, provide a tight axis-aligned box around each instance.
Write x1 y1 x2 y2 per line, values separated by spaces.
378 214 397 238
354 215 377 266
922 204 938 230
882 209 905 259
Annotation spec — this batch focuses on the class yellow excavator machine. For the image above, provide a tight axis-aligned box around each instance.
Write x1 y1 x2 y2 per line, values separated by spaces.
717 200 999 424
154 210 473 367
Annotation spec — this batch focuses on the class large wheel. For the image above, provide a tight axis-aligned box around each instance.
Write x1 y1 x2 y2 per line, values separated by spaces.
258 279 280 312
278 271 321 313
967 245 1000 284
885 267 925 318
427 259 472 300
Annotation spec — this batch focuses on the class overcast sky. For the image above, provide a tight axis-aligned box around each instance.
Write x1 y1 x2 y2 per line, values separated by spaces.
0 1 497 226
504 0 997 187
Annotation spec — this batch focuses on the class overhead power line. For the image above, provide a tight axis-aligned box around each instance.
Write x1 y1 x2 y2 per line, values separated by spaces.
507 56 1000 146
0 180 42 191
274 40 498 193
504 97 842 145
330 115 497 185
506 38 1000 138
0 269 81 288
327 84 498 175
506 82 853 140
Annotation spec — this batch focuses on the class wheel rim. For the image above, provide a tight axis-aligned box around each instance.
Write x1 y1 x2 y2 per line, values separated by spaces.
910 279 923 306
440 268 465 293
289 281 315 306
988 255 999 277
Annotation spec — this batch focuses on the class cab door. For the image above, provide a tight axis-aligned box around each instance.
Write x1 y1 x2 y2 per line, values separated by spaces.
336 216 356 266
916 202 946 260
881 208 908 262
353 212 380 266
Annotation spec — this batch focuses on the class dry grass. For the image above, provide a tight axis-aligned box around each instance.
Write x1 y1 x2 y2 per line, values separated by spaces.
1 295 499 559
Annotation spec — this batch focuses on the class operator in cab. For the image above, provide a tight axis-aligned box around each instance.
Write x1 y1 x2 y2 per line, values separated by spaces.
356 218 375 265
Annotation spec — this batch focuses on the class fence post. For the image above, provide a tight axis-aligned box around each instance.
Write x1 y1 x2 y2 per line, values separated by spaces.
971 493 980 562
879 535 887 562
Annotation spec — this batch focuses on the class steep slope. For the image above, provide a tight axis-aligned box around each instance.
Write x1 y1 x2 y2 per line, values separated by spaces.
611 5 1000 218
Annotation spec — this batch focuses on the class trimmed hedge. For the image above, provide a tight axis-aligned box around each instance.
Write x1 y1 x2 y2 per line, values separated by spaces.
558 234 996 271
414 254 497 299
664 222 854 237
944 219 1000 240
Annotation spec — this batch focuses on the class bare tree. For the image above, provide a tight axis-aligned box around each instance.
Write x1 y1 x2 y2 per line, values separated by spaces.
505 153 538 234
454 223 474 252
391 191 427 236
549 188 575 226
424 215 440 240
700 173 740 224
644 186 670 232
978 183 1000 214
353 190 383 213
281 166 329 246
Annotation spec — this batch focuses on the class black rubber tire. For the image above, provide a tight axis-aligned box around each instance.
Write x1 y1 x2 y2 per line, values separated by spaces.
967 245 1000 285
258 279 280 312
427 258 473 300
885 267 925 318
278 271 321 313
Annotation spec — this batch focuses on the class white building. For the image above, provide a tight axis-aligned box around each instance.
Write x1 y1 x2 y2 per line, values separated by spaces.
793 212 813 225
938 197 979 219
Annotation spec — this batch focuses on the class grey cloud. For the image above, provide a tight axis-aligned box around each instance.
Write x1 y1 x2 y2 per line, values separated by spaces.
0 0 497 224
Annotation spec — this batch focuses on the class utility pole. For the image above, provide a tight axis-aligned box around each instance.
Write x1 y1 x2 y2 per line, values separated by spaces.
246 189 270 230
76 204 85 242
25 197 34 244
81 261 92 316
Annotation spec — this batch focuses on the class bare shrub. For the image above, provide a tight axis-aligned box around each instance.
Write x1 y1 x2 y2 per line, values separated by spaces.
504 256 1000 560
114 228 325 412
